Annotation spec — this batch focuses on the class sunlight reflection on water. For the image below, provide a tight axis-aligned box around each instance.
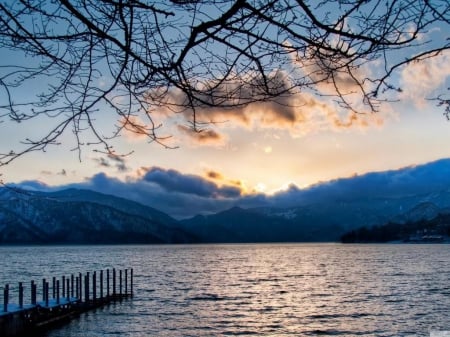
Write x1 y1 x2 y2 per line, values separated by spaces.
0 244 450 336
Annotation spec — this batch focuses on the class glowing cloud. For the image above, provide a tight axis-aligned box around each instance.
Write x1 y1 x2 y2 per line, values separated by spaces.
152 69 387 146
177 125 227 146
400 50 450 107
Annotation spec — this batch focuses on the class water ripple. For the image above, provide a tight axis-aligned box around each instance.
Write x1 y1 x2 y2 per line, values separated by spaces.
0 244 449 336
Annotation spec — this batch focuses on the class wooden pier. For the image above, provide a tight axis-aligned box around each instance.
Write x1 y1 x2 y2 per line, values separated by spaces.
0 268 133 337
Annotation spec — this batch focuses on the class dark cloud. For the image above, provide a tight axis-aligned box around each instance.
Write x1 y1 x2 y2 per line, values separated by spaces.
155 69 385 140
177 125 225 145
13 158 450 219
93 155 130 172
206 170 223 180
143 167 241 198
107 154 130 172
68 171 250 219
95 157 111 168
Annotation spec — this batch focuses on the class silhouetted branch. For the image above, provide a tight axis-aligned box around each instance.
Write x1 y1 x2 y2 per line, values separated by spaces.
0 0 448 165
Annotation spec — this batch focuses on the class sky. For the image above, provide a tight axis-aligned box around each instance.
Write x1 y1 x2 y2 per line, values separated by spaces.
1 2 450 218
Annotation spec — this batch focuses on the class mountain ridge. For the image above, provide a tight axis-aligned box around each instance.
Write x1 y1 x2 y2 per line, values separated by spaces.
0 187 197 244
3 158 450 244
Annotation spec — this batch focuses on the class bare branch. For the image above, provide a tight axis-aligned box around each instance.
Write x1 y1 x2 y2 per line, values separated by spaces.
0 0 448 165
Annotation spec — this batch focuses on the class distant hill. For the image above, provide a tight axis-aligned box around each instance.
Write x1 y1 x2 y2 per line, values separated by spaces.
180 159 450 242
340 203 450 243
4 158 450 244
180 191 450 242
0 188 197 244
180 206 319 243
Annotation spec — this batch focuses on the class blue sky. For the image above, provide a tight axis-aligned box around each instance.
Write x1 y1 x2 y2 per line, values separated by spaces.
1 2 450 218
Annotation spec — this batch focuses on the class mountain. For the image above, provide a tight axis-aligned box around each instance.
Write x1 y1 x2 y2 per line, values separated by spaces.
34 188 179 227
0 188 197 244
181 159 450 242
340 202 450 243
4 158 450 244
180 206 316 243
180 189 450 242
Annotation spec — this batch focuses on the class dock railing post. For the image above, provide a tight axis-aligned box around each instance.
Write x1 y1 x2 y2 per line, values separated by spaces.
42 278 46 302
3 284 8 312
78 273 82 301
93 271 96 303
52 277 56 299
125 269 128 295
56 280 60 304
107 269 110 298
62 276 65 298
100 270 104 300
45 282 49 307
31 280 37 305
19 282 23 308
112 268 116 297
119 269 122 296
66 278 70 301
85 274 89 303
75 277 79 300
131 268 133 297
71 274 74 298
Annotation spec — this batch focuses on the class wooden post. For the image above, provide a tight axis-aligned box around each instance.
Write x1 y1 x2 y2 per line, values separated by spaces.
31 280 37 305
78 273 82 301
71 274 74 298
131 268 133 296
66 278 70 301
56 280 60 304
119 269 122 296
52 277 56 299
112 268 116 297
100 270 104 300
3 284 8 312
75 277 79 300
62 276 66 298
42 278 46 302
93 271 96 303
19 282 23 308
107 269 110 297
125 269 128 295
84 274 89 302
45 282 49 307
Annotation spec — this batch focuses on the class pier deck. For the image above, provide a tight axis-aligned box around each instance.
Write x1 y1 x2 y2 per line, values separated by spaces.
1 268 133 336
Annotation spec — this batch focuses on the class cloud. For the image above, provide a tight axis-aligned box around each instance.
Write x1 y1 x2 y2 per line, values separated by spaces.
155 70 386 143
12 158 450 219
93 154 130 172
177 125 227 146
11 180 51 192
142 167 241 198
206 170 223 180
63 169 253 219
400 50 450 107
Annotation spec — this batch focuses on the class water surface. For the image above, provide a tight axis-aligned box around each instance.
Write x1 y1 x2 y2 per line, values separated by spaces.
1 244 449 336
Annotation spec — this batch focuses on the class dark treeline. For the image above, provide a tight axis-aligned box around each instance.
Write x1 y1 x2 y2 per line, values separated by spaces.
341 214 450 243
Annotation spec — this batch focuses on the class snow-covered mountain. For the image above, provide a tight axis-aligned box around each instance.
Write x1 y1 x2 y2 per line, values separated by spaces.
0 188 197 244
180 159 450 242
3 158 450 243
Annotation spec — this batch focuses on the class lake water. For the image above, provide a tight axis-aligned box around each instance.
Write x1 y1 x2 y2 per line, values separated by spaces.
1 244 450 336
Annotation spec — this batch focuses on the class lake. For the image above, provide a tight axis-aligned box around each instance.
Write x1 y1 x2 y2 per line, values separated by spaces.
1 244 449 336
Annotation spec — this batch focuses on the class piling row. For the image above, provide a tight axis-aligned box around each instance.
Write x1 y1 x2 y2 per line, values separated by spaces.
0 268 133 337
